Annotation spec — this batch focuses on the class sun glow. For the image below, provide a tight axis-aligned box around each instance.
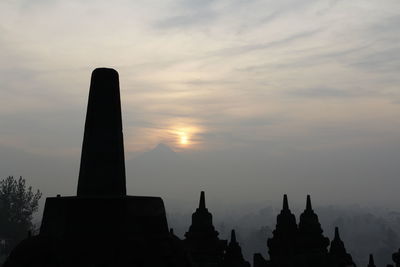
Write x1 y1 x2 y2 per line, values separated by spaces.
179 133 189 145
163 123 204 150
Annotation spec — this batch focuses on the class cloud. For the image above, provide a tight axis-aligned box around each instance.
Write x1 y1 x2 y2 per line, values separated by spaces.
208 28 323 58
286 87 373 98
153 0 217 30
351 48 400 72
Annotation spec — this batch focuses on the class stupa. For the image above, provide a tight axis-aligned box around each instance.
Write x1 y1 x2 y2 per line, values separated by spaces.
4 68 189 267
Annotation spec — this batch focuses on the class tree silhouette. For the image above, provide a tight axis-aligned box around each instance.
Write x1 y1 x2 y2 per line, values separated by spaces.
0 176 42 253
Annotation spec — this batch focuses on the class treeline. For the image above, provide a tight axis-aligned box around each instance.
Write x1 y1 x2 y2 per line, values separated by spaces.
0 176 41 256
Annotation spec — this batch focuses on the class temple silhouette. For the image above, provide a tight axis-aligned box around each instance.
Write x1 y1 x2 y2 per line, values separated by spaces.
184 191 227 266
254 195 356 267
4 68 400 267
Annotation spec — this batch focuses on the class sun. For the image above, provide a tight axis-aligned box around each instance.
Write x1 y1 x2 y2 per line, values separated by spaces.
180 134 188 145
171 125 202 149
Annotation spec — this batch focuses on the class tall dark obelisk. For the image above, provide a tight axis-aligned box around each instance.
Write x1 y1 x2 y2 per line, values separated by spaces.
77 68 126 196
4 68 189 267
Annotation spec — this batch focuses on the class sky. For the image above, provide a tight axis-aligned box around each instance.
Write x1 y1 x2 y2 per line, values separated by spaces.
0 0 400 213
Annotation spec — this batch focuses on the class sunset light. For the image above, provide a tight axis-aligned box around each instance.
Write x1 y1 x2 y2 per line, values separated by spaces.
2 1 400 265
180 133 188 145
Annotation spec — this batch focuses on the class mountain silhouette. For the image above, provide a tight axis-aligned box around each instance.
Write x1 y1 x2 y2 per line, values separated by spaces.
142 143 177 159
153 143 176 153
131 143 180 166
126 143 189 196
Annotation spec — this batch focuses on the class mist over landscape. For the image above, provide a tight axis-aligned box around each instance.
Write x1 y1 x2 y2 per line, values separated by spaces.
3 142 400 265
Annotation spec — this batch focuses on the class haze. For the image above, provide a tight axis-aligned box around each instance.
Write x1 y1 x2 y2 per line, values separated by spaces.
0 0 399 216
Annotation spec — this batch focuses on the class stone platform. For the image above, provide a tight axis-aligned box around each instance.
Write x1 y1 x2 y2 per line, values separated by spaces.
41 195 169 240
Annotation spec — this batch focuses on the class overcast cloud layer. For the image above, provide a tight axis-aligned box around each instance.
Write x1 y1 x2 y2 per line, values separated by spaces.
0 0 400 211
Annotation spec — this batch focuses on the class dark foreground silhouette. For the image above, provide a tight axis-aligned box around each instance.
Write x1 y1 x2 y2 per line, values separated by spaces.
4 69 188 267
254 194 356 267
4 68 400 267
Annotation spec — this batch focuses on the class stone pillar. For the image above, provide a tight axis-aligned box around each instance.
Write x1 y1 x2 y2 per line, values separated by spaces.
77 68 126 196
